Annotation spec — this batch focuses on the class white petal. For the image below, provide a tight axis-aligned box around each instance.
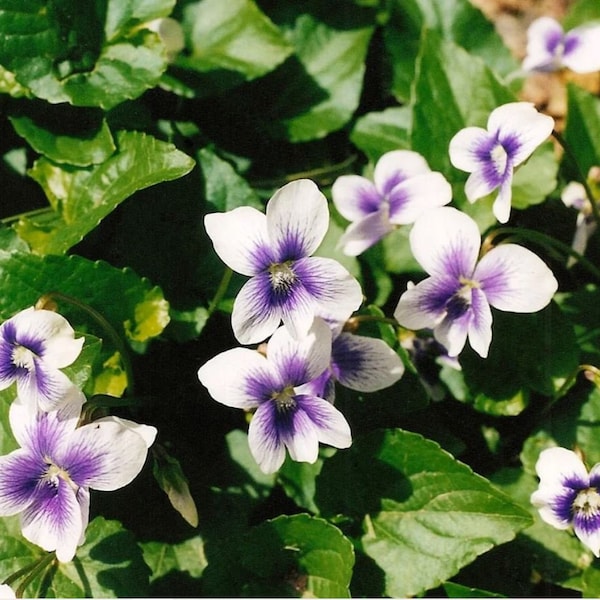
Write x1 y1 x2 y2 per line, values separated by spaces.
231 275 283 344
388 172 453 224
333 333 404 392
449 126 491 173
19 366 86 413
492 172 514 223
561 181 587 210
266 179 329 258
331 175 380 222
489 102 554 167
247 403 287 474
563 25 600 73
434 312 470 358
338 210 393 256
475 244 558 312
409 207 481 278
62 419 151 491
373 150 431 194
282 405 320 464
535 447 589 488
575 525 600 557
522 17 564 72
296 394 352 449
94 416 157 449
394 278 448 331
464 169 500 204
204 207 271 276
198 347 272 409
466 288 493 358
530 489 571 530
0 584 15 598
268 319 331 384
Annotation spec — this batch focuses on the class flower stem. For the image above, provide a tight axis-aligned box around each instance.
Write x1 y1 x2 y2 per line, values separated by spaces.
552 129 600 227
3 553 56 598
36 291 136 396
484 226 600 282
207 268 233 317
541 364 600 418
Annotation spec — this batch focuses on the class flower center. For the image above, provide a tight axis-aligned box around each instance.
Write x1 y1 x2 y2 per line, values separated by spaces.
490 143 508 176
269 262 297 294
272 386 297 413
445 278 479 320
11 345 35 371
573 487 600 518
43 458 79 493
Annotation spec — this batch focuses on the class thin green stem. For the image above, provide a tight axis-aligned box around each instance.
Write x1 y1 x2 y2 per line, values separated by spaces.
38 291 136 396
552 129 600 227
15 554 55 599
207 268 233 317
0 207 54 226
485 226 600 282
541 364 600 418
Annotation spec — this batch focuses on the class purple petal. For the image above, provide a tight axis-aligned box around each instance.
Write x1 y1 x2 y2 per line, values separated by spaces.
338 209 393 256
247 401 287 474
449 126 492 174
0 451 46 515
267 179 329 260
331 175 382 222
331 333 404 392
474 244 557 313
18 363 84 413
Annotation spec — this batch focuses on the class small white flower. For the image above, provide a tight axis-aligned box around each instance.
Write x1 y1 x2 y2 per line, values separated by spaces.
561 181 597 267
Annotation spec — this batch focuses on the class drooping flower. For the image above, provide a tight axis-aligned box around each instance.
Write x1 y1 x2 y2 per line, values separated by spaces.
0 396 156 562
302 320 405 403
198 319 351 474
204 179 363 345
146 17 185 63
449 102 554 223
393 207 558 358
0 308 84 412
331 150 452 256
523 16 600 74
561 180 598 267
531 447 600 557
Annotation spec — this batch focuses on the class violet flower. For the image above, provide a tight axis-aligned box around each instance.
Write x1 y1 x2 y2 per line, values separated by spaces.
204 179 362 344
0 308 84 412
531 447 600 557
523 16 600 74
0 397 156 562
198 319 351 474
331 150 452 256
393 207 558 358
449 102 554 223
561 180 597 267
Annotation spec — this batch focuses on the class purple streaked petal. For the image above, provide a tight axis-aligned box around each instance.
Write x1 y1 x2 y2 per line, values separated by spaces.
198 347 275 409
535 447 590 489
293 394 352 450
204 207 273 276
433 308 471 358
489 103 554 167
449 126 491 173
573 512 600 557
297 371 336 404
247 401 287 474
231 273 286 344
387 172 452 224
279 400 320 464
464 157 506 204
373 150 431 196
491 171 514 223
332 175 381 222
338 209 393 256
57 419 152 491
466 287 493 358
18 364 84 413
475 244 557 312
409 207 481 278
267 179 329 260
0 451 46 515
331 332 404 392
522 17 565 72
267 319 331 386
293 257 363 327
563 25 600 73
20 477 83 563
394 277 457 331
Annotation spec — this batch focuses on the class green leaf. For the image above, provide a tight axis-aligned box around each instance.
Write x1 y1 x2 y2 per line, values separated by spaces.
141 536 207 583
202 514 354 597
10 106 116 167
350 106 411 162
0 0 171 109
180 0 293 80
104 0 176 40
563 84 600 180
316 429 532 598
0 252 170 350
511 142 559 209
410 31 514 229
384 0 518 102
443 581 506 597
17 130 195 255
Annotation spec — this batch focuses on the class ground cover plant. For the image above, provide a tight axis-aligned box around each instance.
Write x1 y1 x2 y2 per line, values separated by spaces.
0 0 599 597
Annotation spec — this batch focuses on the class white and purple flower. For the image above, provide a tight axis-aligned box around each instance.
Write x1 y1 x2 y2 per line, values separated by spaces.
197 319 351 474
204 179 363 345
0 308 84 412
561 180 597 267
303 320 405 403
449 102 554 223
331 150 452 256
531 447 600 557
393 207 558 358
0 397 156 562
523 16 600 74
